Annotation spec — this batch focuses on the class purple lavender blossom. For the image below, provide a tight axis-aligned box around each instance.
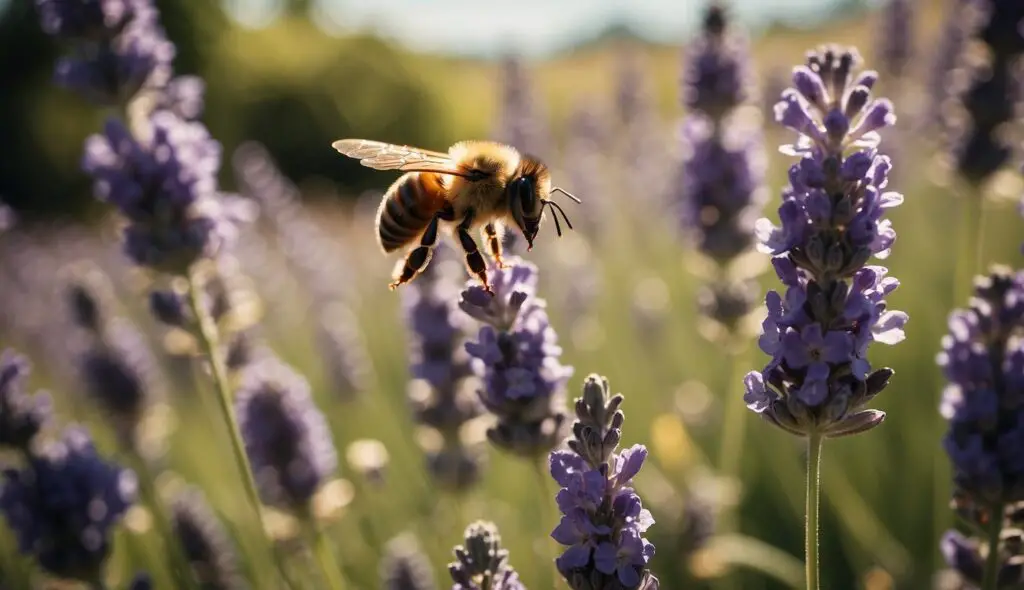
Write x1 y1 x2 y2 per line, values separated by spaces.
235 356 337 510
938 268 1024 587
82 112 246 274
743 46 907 438
402 248 486 491
676 3 766 337
0 425 137 582
382 533 437 590
675 115 767 265
37 0 174 105
459 258 572 457
171 486 245 590
940 0 1024 185
493 56 550 159
680 3 753 121
0 349 52 450
876 0 914 78
549 375 659 590
448 521 525 590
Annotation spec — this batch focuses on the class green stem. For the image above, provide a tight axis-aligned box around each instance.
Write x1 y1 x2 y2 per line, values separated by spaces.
953 190 985 304
532 460 560 589
185 269 295 589
307 519 347 590
981 502 1005 590
717 344 750 503
805 432 823 590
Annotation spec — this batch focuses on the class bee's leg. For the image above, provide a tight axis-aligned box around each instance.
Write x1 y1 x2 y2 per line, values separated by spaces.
456 210 492 293
482 223 506 268
388 213 442 290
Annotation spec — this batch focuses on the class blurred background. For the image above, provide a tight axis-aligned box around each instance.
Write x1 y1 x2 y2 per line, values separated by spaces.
2 0 1023 589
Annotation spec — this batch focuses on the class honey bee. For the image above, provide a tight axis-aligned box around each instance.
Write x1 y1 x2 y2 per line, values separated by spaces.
331 139 580 292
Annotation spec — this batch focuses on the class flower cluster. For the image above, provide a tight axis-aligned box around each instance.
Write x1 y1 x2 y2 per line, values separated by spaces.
743 46 908 437
235 355 338 510
37 0 250 276
876 0 913 78
0 349 52 450
171 486 246 590
459 259 572 458
941 0 1024 185
381 533 437 590
676 4 766 339
938 268 1024 587
82 111 247 274
402 246 486 491
66 270 162 451
448 521 525 590
0 425 137 582
680 3 753 120
36 0 173 105
549 375 658 590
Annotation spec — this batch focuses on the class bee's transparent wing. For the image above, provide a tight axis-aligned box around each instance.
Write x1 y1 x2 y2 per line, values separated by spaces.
332 139 466 176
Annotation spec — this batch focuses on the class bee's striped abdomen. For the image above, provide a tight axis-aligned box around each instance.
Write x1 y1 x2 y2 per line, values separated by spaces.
375 172 448 253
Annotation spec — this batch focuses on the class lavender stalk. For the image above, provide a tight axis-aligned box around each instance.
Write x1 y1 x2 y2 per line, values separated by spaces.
938 268 1024 590
676 5 766 528
550 375 659 589
745 46 907 589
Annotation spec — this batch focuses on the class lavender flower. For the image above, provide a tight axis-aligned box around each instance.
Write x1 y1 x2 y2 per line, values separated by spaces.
549 375 659 590
938 268 1024 587
448 521 525 590
381 533 437 590
459 258 572 458
493 56 550 158
403 248 486 490
0 426 137 582
0 349 52 450
171 486 246 590
876 0 914 79
680 3 753 120
743 46 907 437
941 0 1024 185
235 356 337 510
676 3 766 338
65 272 163 450
675 115 767 265
36 0 174 106
82 112 246 274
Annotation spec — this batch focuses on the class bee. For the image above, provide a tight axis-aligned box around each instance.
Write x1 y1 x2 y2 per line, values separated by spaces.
331 138 580 292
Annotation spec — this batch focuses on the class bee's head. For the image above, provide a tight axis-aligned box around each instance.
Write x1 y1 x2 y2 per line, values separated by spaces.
507 155 580 250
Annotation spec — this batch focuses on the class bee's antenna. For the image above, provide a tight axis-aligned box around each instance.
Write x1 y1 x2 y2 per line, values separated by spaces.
551 187 582 204
542 200 574 237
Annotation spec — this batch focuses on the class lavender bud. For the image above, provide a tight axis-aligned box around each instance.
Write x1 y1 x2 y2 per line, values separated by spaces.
171 486 246 590
235 356 337 511
459 258 572 458
0 349 52 451
0 425 137 582
448 521 525 590
381 533 437 590
550 375 658 590
149 288 189 327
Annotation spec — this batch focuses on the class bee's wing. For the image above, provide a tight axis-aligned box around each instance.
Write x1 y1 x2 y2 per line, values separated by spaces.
332 139 468 176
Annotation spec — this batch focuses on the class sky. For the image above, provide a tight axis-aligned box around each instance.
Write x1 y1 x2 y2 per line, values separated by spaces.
222 0 877 57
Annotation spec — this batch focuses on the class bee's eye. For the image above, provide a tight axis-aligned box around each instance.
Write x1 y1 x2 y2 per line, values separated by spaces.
512 177 536 213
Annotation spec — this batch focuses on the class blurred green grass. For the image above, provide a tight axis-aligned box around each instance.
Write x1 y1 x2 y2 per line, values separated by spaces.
4 0 1024 588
